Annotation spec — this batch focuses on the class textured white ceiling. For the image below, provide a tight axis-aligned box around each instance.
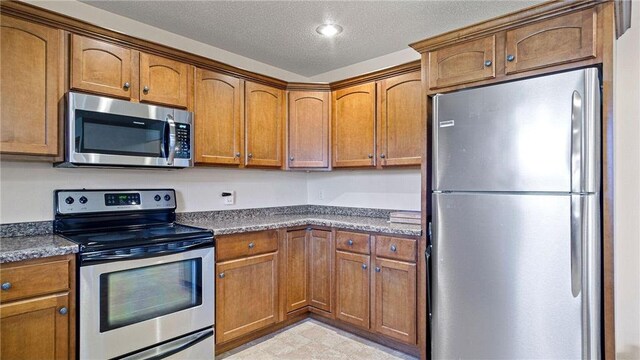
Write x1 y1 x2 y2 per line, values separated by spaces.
81 1 542 77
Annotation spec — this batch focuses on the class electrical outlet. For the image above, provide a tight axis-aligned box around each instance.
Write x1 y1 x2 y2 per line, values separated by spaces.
222 190 235 205
318 189 325 200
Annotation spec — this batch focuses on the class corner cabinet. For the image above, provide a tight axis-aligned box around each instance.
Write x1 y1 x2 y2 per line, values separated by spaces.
0 255 76 360
245 82 285 168
308 230 333 313
332 83 376 168
287 91 330 169
284 230 309 312
377 71 422 167
0 15 62 157
195 69 243 165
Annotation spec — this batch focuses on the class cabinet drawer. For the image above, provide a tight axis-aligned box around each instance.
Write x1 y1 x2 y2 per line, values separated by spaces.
428 35 495 90
336 231 370 254
216 230 279 262
0 259 69 302
375 236 417 262
505 8 597 74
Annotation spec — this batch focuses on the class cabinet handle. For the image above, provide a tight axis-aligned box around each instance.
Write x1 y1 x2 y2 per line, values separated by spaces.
484 60 492 67
380 154 386 159
248 242 255 249
506 54 515 62
59 307 68 315
235 152 241 158
1 282 11 291
390 245 397 252
143 86 150 93
367 154 373 159
123 82 130 90
375 267 381 273
362 264 368 270
289 156 294 161
247 153 253 159
347 239 354 246
218 273 225 279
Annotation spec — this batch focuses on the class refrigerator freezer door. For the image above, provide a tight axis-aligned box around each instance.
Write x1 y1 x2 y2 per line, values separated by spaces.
433 193 586 359
433 68 600 193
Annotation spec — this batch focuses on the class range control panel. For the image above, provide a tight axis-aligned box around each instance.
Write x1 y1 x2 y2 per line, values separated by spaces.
56 189 176 215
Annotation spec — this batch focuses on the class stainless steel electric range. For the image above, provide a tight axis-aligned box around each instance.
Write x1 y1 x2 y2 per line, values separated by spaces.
54 189 214 360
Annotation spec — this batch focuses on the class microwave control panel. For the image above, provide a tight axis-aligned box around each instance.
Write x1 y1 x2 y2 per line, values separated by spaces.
175 124 191 159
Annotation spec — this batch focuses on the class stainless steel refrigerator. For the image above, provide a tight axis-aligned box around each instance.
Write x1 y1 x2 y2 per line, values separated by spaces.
431 68 601 359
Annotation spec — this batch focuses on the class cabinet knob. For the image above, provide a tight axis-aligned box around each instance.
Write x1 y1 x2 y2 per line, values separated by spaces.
390 245 397 252
247 153 253 159
380 154 386 159
347 239 354 246
375 267 381 273
58 307 68 315
143 86 150 93
123 82 130 90
1 282 11 291
506 54 515 62
362 264 368 270
218 273 225 279
289 156 294 161
248 242 255 249
367 154 373 159
484 60 492 67
235 152 241 158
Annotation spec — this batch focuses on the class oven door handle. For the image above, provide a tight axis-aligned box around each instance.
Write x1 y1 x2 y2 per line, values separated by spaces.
116 327 214 360
80 239 213 266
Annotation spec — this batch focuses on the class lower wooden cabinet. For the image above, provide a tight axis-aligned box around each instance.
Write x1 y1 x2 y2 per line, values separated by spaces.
335 251 370 329
216 252 278 344
308 230 333 312
372 257 417 344
285 230 309 312
0 255 75 360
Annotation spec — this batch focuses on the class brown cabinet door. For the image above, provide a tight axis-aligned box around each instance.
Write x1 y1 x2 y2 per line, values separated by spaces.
216 252 278 344
285 230 308 312
288 91 330 168
139 53 189 108
195 69 242 165
372 257 417 344
377 72 422 167
1 15 61 156
71 35 133 99
505 9 596 75
308 230 333 313
245 82 284 167
428 35 495 90
1 293 70 360
332 83 376 168
335 251 370 329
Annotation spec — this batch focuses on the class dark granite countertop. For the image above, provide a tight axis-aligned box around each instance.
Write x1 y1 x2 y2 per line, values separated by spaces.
0 235 78 264
179 214 422 237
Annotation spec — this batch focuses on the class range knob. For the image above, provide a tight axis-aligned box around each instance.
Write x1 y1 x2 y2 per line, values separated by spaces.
79 196 88 204
154 194 161 202
65 196 74 205
164 194 171 201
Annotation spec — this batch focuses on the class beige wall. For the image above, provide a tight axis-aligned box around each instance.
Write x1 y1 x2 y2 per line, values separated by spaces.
613 2 640 358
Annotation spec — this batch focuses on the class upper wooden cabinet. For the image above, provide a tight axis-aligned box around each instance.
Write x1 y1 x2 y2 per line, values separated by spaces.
245 81 284 167
332 83 376 168
71 35 190 108
1 15 62 156
377 72 422 167
428 35 496 90
288 91 330 169
505 8 597 74
139 53 189 107
195 69 243 165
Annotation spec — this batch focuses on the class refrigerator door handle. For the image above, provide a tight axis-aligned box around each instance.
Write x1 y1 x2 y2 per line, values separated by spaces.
571 90 584 194
582 195 602 359
570 194 583 298
426 221 433 326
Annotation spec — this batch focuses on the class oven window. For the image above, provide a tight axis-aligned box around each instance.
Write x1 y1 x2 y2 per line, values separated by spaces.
99 259 202 332
76 110 165 157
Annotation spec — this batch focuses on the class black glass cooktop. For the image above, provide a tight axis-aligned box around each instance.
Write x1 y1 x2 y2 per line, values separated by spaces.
60 223 213 252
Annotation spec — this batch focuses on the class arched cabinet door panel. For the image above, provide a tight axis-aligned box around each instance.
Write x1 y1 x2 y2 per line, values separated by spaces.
140 53 189 108
245 81 284 168
332 83 376 168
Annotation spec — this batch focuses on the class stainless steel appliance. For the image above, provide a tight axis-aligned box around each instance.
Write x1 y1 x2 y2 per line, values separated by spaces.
54 189 214 359
61 92 193 168
431 68 601 359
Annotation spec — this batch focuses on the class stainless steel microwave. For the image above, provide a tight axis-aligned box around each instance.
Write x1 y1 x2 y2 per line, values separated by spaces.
60 92 193 168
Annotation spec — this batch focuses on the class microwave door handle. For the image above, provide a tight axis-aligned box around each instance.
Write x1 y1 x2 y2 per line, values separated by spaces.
166 114 176 165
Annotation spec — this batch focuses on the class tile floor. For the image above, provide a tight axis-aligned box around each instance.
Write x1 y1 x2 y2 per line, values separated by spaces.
217 319 418 360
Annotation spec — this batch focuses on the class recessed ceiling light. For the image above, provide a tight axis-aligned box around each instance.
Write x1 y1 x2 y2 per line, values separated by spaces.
316 24 343 37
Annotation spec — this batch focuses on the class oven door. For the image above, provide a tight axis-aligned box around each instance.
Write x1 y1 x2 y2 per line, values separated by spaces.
79 246 214 360
66 92 193 168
